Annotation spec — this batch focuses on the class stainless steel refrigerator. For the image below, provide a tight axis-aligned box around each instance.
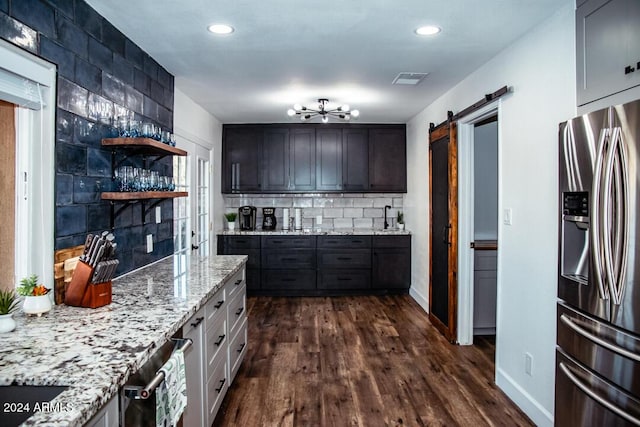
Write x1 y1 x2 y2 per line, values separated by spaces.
557 98 640 426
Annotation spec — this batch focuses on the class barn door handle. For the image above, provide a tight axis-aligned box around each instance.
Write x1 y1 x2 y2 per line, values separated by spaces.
442 224 452 245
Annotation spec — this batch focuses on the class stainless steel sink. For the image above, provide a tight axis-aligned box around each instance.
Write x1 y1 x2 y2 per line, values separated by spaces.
0 385 68 426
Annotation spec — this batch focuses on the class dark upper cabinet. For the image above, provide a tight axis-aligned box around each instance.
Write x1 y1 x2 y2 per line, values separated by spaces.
369 128 407 192
342 128 369 191
316 128 343 191
289 128 316 191
263 128 315 192
262 128 290 191
223 127 262 192
222 124 406 194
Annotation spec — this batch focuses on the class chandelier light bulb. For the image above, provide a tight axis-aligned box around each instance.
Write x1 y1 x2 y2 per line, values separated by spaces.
286 98 359 122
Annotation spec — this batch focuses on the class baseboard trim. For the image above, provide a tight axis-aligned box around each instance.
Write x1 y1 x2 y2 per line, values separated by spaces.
409 287 429 313
496 368 554 427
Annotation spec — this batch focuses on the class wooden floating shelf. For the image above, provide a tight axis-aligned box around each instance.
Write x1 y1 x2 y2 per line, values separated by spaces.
101 191 188 200
102 137 187 156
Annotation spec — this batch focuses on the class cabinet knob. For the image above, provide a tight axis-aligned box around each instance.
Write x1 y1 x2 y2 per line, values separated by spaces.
625 65 636 75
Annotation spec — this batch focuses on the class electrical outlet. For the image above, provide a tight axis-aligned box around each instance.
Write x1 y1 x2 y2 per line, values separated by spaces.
146 234 153 253
155 206 161 224
525 353 533 376
504 208 513 225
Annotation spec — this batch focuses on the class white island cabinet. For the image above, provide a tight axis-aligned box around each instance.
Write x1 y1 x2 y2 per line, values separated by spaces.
183 265 247 427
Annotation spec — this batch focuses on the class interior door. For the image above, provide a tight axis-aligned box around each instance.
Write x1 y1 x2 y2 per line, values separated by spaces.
191 143 211 257
429 122 458 342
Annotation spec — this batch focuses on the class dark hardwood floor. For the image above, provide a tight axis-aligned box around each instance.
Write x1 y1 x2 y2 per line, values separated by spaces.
214 295 532 426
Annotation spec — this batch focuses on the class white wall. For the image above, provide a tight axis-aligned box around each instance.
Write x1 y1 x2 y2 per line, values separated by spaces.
173 86 224 250
405 3 575 425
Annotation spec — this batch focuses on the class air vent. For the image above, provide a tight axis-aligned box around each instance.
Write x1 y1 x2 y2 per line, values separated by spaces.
392 72 429 85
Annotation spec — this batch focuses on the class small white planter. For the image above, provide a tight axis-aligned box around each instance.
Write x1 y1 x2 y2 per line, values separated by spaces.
23 295 52 317
228 222 236 231
0 313 16 333
398 223 405 230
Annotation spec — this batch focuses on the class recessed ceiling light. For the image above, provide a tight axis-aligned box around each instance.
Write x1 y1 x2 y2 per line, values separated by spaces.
208 24 234 34
415 25 441 36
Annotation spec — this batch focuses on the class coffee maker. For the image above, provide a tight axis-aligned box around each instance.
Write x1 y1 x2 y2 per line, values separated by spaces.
238 206 256 230
262 208 277 231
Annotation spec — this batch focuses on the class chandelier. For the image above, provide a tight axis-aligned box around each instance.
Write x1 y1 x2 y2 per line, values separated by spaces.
287 98 360 123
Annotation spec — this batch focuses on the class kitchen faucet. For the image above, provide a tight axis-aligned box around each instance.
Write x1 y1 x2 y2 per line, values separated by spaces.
384 205 391 229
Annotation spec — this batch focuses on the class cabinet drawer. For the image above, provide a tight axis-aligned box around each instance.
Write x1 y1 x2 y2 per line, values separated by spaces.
262 235 315 249
225 268 245 300
318 270 371 290
262 269 316 290
184 306 206 336
205 311 227 371
317 249 371 269
317 235 371 248
373 235 410 248
224 235 260 249
205 289 226 325
206 355 228 426
227 284 246 337
229 319 247 382
262 249 316 269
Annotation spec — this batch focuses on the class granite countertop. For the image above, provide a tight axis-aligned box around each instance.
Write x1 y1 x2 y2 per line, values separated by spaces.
219 228 411 235
0 254 248 426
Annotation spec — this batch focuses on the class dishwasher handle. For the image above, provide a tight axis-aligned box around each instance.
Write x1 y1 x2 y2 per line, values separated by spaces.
123 338 193 400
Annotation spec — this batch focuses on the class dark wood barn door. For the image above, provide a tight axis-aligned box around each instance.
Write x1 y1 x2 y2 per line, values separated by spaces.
429 122 458 342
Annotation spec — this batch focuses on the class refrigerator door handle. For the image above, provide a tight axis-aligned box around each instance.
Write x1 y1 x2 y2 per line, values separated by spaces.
560 314 640 362
608 126 629 305
591 128 610 300
559 362 640 426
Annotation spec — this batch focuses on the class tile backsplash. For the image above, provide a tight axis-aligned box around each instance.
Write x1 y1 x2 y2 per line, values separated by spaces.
224 194 404 230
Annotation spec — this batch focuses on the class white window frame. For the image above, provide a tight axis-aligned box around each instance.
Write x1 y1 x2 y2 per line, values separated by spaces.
0 39 56 290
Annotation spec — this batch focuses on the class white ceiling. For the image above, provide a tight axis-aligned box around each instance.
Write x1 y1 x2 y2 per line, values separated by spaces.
86 0 570 124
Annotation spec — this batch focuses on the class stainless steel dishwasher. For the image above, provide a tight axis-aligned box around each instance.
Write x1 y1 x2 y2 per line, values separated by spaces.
119 331 192 426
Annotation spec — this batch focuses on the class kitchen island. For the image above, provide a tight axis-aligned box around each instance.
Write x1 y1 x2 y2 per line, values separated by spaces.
0 254 247 426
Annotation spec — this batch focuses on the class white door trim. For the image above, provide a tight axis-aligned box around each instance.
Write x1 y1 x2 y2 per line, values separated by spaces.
456 101 501 346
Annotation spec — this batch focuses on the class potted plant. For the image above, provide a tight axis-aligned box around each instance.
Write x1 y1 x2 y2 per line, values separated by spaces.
397 211 405 230
225 212 238 231
0 289 19 333
17 274 52 317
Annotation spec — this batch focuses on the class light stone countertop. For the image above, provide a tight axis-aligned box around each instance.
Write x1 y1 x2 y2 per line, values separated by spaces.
219 228 411 236
0 254 247 426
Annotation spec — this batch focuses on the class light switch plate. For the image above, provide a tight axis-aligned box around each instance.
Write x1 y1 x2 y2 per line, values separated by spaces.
503 208 513 225
155 206 161 224
146 234 153 253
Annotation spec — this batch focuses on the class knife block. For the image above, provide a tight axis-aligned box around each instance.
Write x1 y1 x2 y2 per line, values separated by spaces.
65 261 112 308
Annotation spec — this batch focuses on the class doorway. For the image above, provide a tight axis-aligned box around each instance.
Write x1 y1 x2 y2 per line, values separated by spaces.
456 103 501 348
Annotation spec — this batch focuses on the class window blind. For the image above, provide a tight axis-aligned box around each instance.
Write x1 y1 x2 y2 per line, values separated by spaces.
0 67 44 110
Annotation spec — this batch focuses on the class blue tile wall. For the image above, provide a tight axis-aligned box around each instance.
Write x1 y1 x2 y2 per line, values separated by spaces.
1 0 176 276
0 13 37 52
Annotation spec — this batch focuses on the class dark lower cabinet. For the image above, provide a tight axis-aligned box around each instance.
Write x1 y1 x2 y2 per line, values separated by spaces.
217 236 261 291
372 236 411 289
217 234 410 295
